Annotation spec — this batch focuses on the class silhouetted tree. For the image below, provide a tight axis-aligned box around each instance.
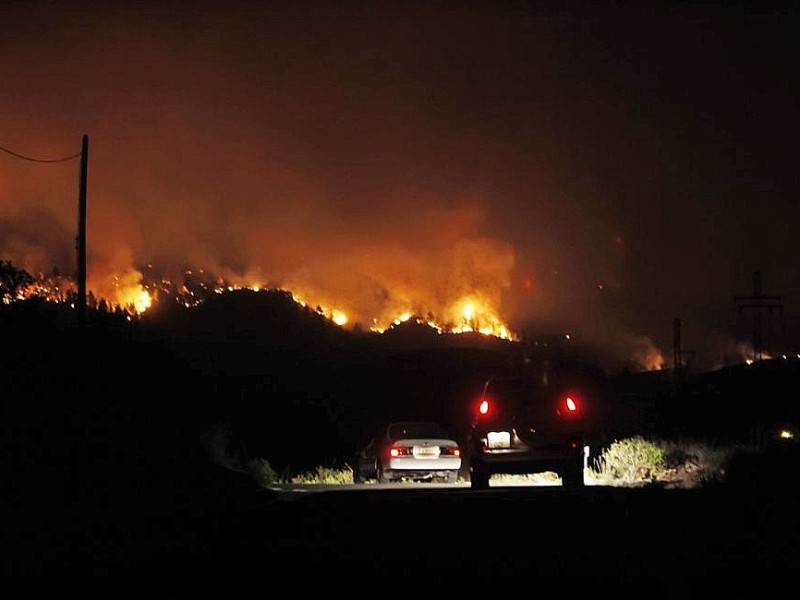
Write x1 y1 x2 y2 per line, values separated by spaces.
0 260 34 301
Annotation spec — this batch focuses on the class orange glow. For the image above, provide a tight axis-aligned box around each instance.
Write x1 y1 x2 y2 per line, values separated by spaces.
9 265 518 341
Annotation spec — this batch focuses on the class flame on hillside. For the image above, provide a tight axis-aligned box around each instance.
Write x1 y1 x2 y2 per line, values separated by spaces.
7 265 517 340
628 335 665 372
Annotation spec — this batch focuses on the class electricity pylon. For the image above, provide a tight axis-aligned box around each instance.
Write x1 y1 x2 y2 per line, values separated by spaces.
734 270 782 362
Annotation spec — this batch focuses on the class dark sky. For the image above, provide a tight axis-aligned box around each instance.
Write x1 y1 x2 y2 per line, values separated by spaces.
2 1 798 372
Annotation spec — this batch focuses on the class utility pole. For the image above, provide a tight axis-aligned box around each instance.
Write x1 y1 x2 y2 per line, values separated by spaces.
734 270 782 362
77 134 88 327
672 317 695 383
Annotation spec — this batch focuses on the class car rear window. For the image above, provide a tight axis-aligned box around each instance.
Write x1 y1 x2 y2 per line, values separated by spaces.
483 377 556 419
389 423 447 440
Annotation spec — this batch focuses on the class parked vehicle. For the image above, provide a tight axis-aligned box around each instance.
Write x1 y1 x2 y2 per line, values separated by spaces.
467 361 607 490
352 421 462 484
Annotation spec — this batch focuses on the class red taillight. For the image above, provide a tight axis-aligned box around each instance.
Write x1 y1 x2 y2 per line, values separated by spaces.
558 393 580 416
389 445 411 457
390 445 460 457
478 398 490 416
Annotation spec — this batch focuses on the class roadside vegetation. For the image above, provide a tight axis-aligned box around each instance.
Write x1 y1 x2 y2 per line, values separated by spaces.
243 436 759 489
587 436 740 488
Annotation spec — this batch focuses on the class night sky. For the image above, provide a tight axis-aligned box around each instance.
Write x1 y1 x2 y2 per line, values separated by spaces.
2 1 798 372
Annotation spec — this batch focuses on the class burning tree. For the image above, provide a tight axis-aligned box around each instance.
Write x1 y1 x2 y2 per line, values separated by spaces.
0 260 34 303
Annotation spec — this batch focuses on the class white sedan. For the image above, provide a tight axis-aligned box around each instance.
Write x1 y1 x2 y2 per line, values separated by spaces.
352 421 462 484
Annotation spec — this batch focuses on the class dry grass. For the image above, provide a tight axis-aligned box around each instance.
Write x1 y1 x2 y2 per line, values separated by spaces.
249 437 757 488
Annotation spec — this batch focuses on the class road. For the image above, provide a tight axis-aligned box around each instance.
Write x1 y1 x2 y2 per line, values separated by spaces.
7 450 798 597
125 479 800 594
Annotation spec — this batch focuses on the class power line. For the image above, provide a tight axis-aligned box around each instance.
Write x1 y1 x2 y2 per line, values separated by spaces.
0 143 81 163
2 135 89 329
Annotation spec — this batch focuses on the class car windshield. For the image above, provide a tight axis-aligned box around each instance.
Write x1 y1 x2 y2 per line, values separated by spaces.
388 422 447 440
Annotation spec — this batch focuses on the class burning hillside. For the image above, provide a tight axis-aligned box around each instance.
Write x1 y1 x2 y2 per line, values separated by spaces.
1 260 517 341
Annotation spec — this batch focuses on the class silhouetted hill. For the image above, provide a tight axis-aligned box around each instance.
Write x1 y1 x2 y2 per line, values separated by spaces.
5 294 800 579
2 293 615 474
605 356 800 445
6 292 797 480
658 357 800 443
144 287 350 346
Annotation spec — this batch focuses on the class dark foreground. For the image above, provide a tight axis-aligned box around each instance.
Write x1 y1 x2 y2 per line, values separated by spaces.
3 309 799 594
6 445 799 597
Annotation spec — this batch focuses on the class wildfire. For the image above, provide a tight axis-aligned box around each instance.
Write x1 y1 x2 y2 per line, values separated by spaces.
629 335 665 372
448 297 512 339
364 295 515 340
271 283 515 339
8 265 517 341
130 289 152 313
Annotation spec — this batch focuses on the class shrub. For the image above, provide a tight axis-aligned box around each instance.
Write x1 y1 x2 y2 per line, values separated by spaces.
246 457 279 486
592 436 665 485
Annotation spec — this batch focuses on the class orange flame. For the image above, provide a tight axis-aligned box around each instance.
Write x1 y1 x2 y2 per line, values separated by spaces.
14 267 517 341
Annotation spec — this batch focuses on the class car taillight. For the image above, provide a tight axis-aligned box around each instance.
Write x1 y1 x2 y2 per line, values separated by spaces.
441 447 461 457
478 398 490 416
558 393 580 416
389 445 412 457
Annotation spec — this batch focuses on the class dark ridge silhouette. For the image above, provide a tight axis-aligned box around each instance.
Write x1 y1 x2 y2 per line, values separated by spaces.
656 357 800 443
143 287 350 346
4 292 798 492
4 292 800 581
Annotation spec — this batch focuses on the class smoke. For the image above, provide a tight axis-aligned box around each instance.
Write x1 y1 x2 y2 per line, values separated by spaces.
1 122 517 330
627 335 665 372
4 3 784 371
